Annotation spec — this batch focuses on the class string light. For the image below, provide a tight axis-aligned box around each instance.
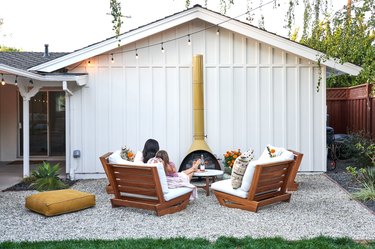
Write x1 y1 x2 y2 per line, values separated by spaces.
14 75 18 85
111 53 114 63
29 79 33 84
1 74 5 85
99 1 274 58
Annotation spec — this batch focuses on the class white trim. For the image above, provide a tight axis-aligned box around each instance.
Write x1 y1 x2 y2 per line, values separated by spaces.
18 82 42 177
0 64 88 86
29 7 362 76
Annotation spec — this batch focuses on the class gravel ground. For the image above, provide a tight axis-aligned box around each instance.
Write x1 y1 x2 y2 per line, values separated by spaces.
0 174 374 242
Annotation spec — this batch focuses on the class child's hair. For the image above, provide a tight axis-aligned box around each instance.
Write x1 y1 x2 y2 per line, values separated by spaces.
155 150 170 166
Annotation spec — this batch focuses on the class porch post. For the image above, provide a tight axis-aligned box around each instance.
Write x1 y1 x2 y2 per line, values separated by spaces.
22 98 30 177
18 83 41 177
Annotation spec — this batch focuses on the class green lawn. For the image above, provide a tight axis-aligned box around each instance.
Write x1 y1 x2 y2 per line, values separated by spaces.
0 236 374 249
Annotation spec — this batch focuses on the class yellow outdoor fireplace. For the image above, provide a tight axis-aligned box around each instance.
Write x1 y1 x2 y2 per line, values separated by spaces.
179 55 221 171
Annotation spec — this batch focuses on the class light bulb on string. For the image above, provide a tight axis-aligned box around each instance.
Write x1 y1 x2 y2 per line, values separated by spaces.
187 34 191 45
1 73 5 85
135 49 139 59
111 53 114 63
216 27 220 35
161 42 165 53
14 76 18 86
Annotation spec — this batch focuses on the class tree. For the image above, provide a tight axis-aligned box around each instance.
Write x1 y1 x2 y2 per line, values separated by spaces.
299 0 375 87
0 17 21 52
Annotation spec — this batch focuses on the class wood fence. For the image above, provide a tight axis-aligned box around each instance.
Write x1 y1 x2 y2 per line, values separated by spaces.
327 83 374 138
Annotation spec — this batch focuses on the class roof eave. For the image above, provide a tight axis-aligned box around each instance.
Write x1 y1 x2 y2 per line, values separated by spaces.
29 6 362 76
195 9 362 75
29 8 201 73
0 64 88 86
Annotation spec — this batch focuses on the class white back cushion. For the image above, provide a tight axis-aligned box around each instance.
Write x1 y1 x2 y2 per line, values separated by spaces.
240 154 295 192
109 150 140 165
258 145 294 161
108 150 169 194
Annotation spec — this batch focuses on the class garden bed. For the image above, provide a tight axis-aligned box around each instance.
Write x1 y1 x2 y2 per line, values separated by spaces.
326 158 375 213
2 178 77 192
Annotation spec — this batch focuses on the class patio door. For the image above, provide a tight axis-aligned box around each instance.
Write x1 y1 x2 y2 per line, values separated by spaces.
19 91 66 156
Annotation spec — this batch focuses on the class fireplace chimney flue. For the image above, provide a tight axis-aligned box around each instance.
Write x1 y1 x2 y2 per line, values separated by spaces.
188 54 212 154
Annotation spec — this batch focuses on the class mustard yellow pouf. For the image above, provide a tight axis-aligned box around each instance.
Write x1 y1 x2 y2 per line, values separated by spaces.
25 189 95 216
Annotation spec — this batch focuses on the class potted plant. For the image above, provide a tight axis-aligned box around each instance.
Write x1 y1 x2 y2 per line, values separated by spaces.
223 149 241 174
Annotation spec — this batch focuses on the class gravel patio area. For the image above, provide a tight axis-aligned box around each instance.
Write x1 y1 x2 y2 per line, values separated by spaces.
0 174 374 242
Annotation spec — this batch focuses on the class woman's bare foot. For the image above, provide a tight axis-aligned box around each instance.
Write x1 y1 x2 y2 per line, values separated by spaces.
192 160 201 171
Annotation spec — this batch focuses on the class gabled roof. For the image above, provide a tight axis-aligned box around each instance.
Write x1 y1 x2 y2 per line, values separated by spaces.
0 52 68 70
29 5 362 76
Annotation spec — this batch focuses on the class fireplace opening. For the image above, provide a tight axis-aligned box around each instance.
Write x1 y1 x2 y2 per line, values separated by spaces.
179 150 221 172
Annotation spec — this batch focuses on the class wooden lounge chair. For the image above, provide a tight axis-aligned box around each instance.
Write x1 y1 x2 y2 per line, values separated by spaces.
99 152 193 216
212 154 301 212
99 152 115 194
286 150 304 191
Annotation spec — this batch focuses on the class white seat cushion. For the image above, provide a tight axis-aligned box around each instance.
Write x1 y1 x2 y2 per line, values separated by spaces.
211 179 248 198
121 187 192 201
108 150 169 194
164 187 193 201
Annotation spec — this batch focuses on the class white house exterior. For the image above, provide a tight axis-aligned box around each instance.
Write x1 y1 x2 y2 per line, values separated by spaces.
0 5 361 179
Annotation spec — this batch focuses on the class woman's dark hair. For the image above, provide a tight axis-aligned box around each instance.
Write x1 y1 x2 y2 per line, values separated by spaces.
155 150 170 166
142 139 159 163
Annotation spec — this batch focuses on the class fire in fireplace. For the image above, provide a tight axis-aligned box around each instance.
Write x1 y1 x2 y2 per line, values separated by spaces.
179 150 221 172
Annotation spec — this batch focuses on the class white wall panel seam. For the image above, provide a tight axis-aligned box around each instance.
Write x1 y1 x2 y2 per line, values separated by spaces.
256 41 260 152
282 51 287 147
295 57 300 151
322 66 327 172
269 46 274 145
308 66 314 171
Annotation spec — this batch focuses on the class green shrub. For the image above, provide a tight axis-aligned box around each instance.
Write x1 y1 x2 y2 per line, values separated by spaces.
353 182 375 201
345 132 375 168
31 161 67 191
352 167 375 201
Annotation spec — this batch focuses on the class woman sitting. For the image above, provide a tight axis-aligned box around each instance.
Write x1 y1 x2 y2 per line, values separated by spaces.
134 138 159 163
149 150 199 200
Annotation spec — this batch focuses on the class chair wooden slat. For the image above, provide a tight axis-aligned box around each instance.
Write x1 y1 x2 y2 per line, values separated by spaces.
213 150 303 212
255 182 284 193
99 152 193 216
257 176 285 187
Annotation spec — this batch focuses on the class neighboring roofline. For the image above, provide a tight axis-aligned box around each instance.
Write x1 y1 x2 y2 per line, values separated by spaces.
0 64 88 86
29 5 362 76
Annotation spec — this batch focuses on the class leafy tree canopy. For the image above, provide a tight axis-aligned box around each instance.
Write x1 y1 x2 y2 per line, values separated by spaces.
0 17 21 52
298 0 375 87
0 46 21 52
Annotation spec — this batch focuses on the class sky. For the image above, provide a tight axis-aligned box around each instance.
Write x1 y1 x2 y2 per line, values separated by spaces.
0 0 347 52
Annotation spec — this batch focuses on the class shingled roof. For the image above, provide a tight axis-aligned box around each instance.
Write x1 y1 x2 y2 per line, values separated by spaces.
0 52 68 71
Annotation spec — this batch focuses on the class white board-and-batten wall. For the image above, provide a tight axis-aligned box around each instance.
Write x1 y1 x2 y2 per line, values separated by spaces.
69 19 326 178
